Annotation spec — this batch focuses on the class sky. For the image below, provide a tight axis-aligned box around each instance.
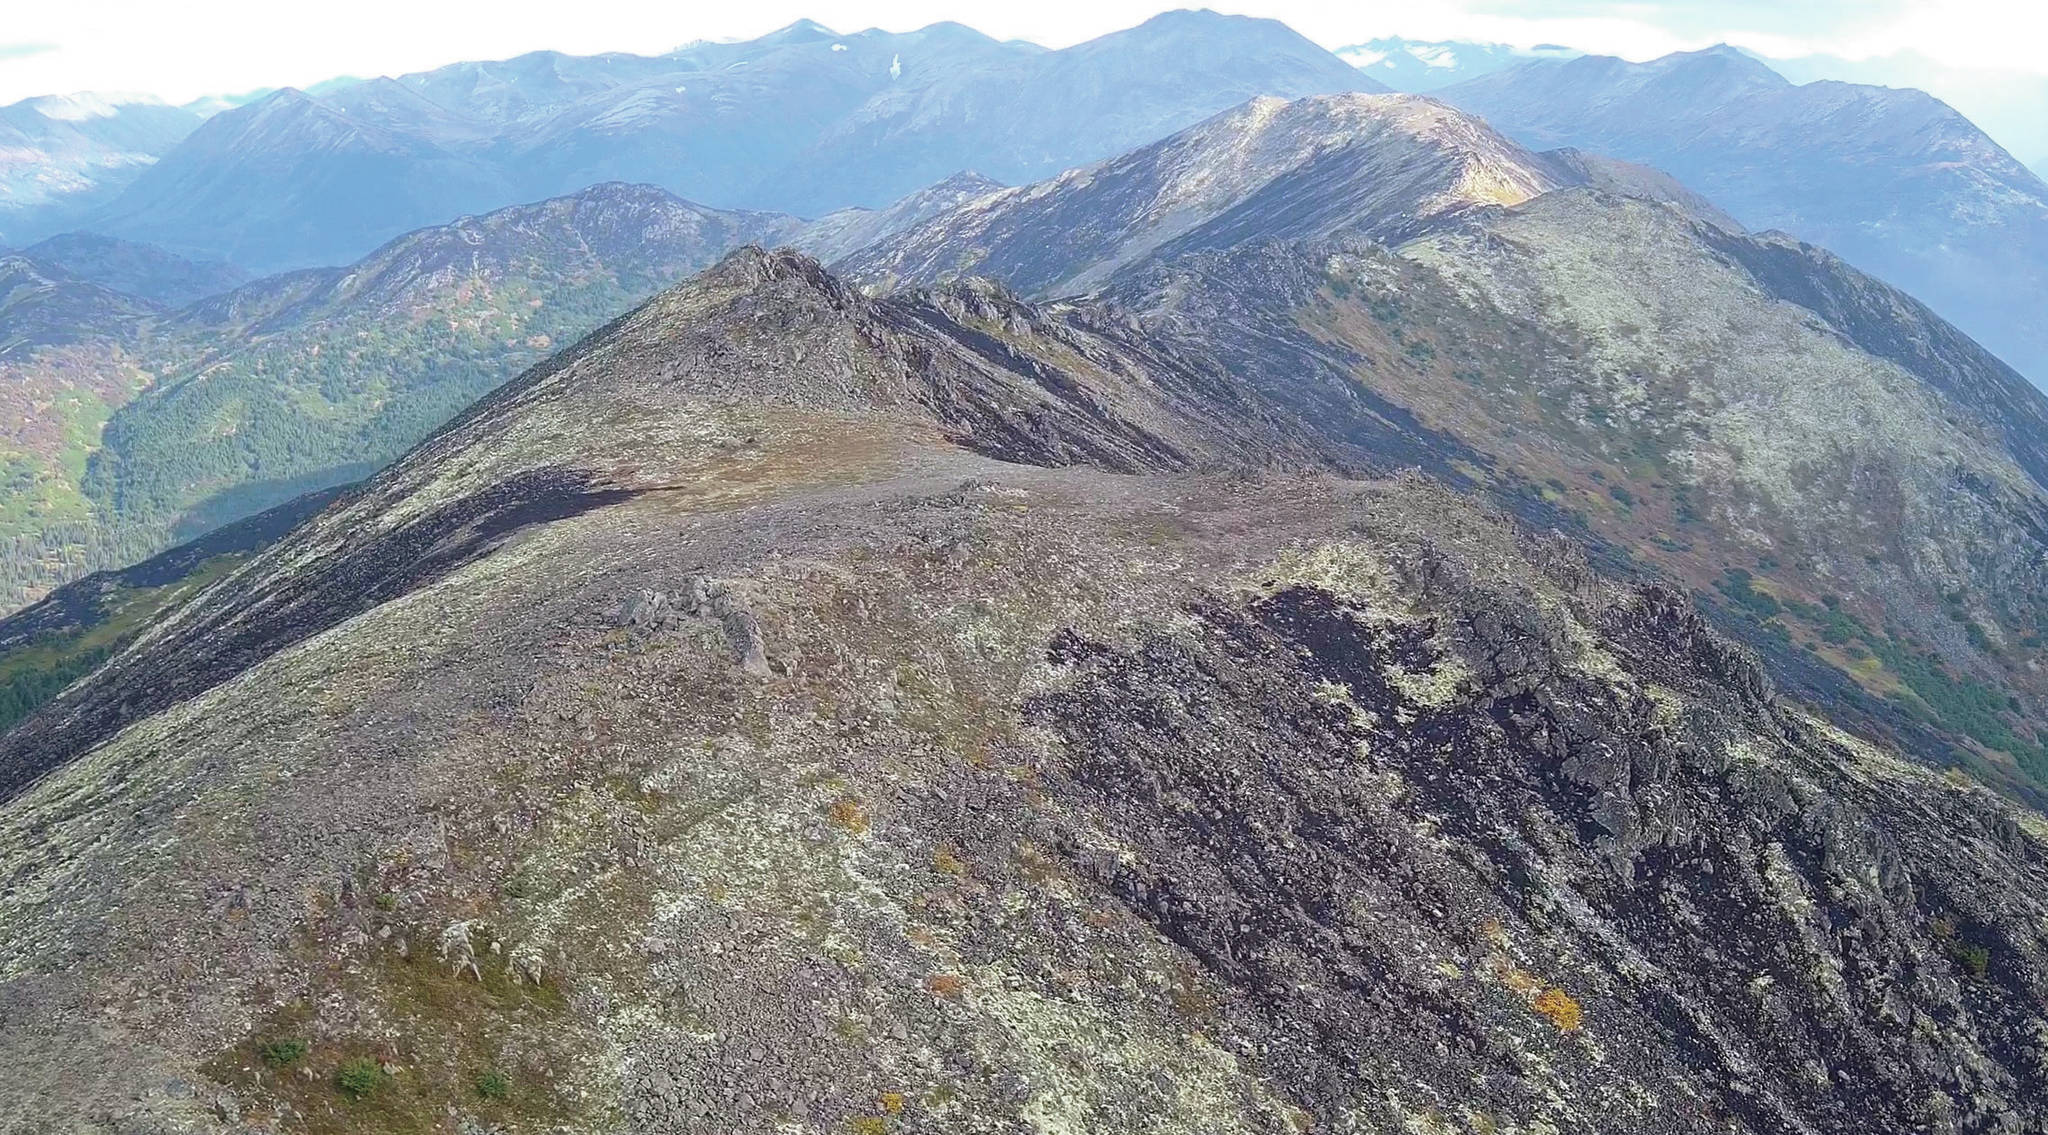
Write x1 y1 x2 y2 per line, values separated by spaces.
3 0 2045 162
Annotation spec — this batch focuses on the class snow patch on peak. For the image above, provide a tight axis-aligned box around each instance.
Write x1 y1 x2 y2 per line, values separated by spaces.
27 92 164 121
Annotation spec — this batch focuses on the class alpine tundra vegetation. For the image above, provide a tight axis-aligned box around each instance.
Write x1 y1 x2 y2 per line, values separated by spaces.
1 7 2047 1135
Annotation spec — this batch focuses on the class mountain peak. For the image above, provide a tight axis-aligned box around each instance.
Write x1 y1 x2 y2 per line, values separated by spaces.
841 90 1561 296
904 20 1000 42
932 170 1001 193
1102 5 1381 79
699 243 842 292
759 18 840 45
1136 7 1230 25
1656 43 1788 85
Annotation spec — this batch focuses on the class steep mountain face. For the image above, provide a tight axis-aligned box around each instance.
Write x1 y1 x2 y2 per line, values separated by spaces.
19 232 246 307
3 249 2046 1135
74 10 1382 271
0 93 203 244
0 485 342 737
0 255 165 610
849 92 2048 803
840 93 1564 297
1438 46 2048 384
1387 193 2048 759
88 88 519 272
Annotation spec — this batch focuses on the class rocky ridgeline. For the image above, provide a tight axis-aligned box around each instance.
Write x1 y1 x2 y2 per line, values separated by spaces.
0 250 2042 1133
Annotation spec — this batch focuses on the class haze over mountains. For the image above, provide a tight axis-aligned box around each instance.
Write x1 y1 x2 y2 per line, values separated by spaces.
6 12 1380 273
6 8 2048 1133
0 93 206 241
0 9 2039 405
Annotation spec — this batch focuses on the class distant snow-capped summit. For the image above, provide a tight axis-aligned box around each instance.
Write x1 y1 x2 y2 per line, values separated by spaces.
15 91 173 122
1334 37 1577 91
0 92 205 242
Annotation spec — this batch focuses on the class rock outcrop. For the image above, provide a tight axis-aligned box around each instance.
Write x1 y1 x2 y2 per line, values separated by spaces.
0 252 2044 1133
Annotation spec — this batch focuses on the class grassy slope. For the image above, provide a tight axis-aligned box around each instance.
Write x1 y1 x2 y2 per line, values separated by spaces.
1299 244 2048 800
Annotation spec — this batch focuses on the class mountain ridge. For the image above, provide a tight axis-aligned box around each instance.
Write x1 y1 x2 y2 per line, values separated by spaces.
1438 44 2048 384
845 90 2048 802
2 245 2046 1133
17 231 246 307
840 92 1562 297
0 172 1065 613
6 21 2048 1135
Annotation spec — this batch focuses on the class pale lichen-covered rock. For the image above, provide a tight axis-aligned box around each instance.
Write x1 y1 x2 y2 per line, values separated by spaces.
0 250 2043 1135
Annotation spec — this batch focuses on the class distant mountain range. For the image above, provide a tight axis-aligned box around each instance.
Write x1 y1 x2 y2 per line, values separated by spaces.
1437 45 2048 384
1760 49 2048 195
6 14 2043 393
12 81 2048 810
24 11 1379 273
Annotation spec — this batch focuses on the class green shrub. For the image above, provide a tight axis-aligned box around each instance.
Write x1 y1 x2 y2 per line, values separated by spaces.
257 1038 309 1067
1713 568 1781 619
336 1057 384 1099
1931 917 1992 979
476 1069 512 1100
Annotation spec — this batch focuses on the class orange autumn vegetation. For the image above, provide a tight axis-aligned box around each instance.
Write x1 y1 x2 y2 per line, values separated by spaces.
1533 987 1582 1031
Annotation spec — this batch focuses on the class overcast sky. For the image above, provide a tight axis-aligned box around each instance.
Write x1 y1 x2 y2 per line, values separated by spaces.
4 1 2044 160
